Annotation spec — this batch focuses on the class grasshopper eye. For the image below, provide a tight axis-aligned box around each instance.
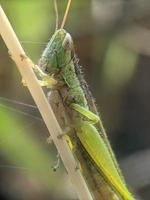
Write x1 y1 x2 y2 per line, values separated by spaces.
62 33 73 50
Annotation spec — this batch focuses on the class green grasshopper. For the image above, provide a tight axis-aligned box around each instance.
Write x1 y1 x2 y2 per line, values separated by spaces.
30 1 136 200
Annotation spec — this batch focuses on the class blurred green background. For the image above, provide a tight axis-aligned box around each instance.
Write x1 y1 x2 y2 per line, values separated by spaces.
0 0 150 199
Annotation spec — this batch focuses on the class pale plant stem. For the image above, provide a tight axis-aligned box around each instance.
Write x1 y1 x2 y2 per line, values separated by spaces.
0 6 93 200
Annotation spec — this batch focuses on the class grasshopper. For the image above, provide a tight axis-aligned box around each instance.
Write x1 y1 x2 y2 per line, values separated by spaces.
30 1 136 200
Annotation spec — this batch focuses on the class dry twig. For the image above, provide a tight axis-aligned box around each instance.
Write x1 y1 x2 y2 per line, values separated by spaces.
0 5 93 200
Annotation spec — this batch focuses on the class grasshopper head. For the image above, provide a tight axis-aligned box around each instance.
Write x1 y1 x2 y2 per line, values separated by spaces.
39 29 73 74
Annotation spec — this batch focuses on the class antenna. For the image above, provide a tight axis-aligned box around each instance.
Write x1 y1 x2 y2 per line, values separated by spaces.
54 0 59 31
60 0 72 29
